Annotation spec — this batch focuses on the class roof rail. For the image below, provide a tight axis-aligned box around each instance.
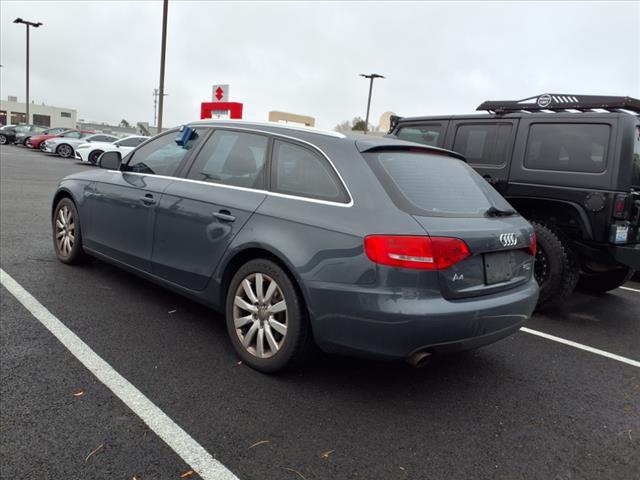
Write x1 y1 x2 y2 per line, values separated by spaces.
477 94 640 114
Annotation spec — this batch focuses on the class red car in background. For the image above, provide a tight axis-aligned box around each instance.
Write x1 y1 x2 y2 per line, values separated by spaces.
27 129 94 151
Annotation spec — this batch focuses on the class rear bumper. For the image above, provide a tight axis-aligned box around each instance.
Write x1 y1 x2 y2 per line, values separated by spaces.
613 244 640 270
306 278 539 360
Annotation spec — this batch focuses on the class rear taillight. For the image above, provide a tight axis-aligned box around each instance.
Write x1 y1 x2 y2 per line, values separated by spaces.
364 235 470 270
528 232 537 256
613 194 629 219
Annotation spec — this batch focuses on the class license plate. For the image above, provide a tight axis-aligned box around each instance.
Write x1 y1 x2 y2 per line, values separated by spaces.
484 251 517 285
614 225 629 244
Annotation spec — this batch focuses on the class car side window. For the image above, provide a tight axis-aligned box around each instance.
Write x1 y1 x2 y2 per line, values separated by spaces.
125 129 203 177
63 131 82 139
524 123 610 173
453 123 512 166
118 137 145 147
396 124 444 146
271 140 349 203
186 130 268 189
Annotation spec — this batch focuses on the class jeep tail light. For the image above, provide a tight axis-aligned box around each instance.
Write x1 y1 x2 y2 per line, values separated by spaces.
528 232 537 256
613 194 629 219
364 235 470 270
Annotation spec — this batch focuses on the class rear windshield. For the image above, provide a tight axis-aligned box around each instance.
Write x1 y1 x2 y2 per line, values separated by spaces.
365 151 514 217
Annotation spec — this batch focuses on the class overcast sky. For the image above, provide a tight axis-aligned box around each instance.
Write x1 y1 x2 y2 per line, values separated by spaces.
1 1 638 130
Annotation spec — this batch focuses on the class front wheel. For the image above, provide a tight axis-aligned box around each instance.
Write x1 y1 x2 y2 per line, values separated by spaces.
57 144 73 158
532 222 579 309
88 150 103 164
225 259 312 372
577 267 634 294
0 135 7 145
52 198 89 264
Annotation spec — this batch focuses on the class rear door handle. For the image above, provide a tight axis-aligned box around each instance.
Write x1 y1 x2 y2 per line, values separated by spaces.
140 193 156 206
213 210 236 222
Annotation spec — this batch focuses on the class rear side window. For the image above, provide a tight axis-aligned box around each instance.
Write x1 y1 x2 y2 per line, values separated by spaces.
365 151 513 217
187 130 268 189
396 124 443 146
117 137 145 147
271 140 349 203
524 124 610 173
452 123 512 166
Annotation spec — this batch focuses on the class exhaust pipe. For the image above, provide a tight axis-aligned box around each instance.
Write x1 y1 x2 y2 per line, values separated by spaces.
407 350 432 368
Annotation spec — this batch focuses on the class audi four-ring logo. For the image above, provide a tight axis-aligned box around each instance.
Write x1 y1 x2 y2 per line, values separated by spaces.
499 233 518 247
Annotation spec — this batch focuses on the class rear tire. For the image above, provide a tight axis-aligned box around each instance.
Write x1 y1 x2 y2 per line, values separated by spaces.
0 135 7 145
40 142 47 151
225 259 312 372
577 267 634 294
532 222 579 309
52 198 90 265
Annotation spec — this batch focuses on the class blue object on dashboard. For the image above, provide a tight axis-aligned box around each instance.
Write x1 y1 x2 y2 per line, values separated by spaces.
175 126 194 146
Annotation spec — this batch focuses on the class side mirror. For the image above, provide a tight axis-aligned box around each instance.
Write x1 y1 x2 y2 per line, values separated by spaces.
99 151 122 170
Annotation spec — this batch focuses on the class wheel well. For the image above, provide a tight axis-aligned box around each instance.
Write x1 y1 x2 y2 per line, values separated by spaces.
51 190 73 218
220 248 310 318
508 197 592 241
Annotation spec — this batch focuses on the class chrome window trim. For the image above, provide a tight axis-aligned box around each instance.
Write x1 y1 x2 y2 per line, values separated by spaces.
110 170 354 208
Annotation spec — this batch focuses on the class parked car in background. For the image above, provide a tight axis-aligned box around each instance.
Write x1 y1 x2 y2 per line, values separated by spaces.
28 129 81 151
0 124 20 145
20 127 67 146
51 121 538 372
75 135 149 164
42 132 112 158
388 94 640 308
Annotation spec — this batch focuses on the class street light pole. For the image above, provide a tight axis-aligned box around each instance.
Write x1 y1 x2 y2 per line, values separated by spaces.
359 73 385 134
13 18 43 124
157 0 168 132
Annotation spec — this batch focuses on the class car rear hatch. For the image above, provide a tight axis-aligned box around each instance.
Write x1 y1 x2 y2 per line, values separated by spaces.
360 142 536 300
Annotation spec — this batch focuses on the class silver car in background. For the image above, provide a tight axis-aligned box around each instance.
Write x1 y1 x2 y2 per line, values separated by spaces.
42 133 119 158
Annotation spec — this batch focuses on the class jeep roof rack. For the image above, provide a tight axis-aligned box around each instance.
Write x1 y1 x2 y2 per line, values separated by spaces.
477 94 640 115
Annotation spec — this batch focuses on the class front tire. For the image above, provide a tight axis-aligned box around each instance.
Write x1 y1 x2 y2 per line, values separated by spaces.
52 198 89 264
0 135 7 145
577 267 634 294
225 259 311 372
88 150 103 165
57 144 73 158
532 222 579 309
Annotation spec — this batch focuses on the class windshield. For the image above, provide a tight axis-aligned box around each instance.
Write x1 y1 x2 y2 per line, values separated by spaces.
365 151 515 217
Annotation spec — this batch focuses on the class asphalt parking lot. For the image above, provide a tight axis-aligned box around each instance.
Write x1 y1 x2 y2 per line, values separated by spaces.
1 144 639 480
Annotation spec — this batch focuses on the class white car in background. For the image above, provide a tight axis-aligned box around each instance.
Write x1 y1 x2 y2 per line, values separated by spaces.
75 135 149 164
43 133 119 158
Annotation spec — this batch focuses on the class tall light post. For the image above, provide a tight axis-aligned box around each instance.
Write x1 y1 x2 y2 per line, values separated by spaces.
359 73 385 134
157 0 168 131
13 18 43 124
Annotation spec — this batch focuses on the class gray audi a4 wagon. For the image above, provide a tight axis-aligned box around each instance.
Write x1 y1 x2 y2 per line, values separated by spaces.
51 121 539 372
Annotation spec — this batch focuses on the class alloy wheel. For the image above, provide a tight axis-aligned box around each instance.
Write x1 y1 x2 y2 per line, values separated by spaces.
0 135 6 145
233 272 288 359
58 145 72 158
55 205 75 257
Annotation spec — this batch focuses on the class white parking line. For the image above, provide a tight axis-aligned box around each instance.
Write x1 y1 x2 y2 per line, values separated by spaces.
620 286 640 293
0 268 239 480
521 327 640 368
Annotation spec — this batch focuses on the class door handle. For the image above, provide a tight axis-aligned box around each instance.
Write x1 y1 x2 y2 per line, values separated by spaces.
213 210 236 222
140 193 156 206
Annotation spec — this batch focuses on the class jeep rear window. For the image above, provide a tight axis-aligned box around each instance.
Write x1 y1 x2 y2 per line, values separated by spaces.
365 151 514 217
524 124 610 173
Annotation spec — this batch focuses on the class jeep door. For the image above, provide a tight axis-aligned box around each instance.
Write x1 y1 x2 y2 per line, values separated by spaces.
444 119 518 194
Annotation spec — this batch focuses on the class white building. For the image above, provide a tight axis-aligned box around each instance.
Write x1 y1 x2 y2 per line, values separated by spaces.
0 96 77 128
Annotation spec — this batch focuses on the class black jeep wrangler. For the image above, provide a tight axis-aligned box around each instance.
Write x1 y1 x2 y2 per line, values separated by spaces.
388 94 640 308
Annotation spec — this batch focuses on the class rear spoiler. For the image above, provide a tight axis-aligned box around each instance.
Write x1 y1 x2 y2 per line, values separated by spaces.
356 139 466 162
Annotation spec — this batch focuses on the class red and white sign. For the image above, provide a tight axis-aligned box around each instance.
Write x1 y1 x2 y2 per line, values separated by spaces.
212 84 229 102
